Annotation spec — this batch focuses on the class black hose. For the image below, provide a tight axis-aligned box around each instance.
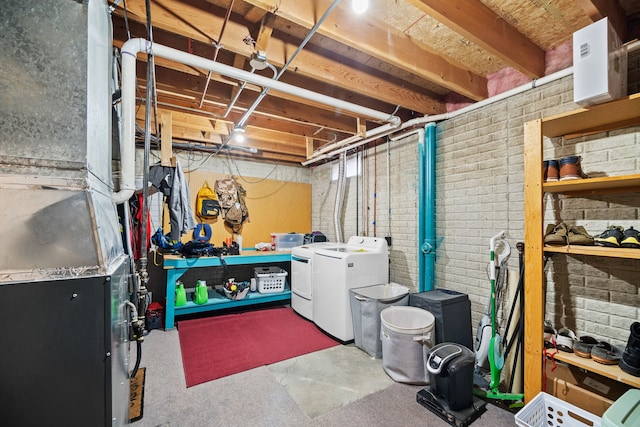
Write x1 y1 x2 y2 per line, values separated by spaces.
130 339 142 379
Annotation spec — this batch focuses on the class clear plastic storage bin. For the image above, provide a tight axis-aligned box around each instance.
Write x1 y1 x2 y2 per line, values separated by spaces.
271 233 304 251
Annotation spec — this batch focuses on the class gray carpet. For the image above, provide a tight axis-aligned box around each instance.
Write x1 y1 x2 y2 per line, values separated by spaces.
133 327 517 426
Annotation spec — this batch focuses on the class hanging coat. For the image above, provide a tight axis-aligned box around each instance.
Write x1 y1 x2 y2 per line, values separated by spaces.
149 160 196 241
168 160 196 241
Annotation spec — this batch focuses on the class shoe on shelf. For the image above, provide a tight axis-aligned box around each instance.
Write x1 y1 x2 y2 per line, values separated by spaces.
620 227 640 249
559 155 587 181
544 222 568 246
544 321 557 349
544 159 560 182
591 342 624 365
574 335 599 358
620 322 640 377
594 226 624 248
556 327 576 353
567 225 594 246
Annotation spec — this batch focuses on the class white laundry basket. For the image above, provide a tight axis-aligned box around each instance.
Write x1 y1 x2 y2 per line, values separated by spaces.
380 306 435 385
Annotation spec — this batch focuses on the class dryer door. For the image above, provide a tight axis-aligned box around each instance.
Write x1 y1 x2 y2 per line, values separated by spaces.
291 255 312 299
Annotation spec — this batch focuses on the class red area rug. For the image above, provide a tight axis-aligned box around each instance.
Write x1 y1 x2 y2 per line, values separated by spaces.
178 307 339 387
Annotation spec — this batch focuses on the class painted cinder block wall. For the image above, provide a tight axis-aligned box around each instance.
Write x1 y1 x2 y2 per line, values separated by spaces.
311 48 640 346
310 136 420 287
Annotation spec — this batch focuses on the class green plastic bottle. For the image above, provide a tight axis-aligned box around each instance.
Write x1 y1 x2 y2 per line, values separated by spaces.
175 281 187 307
193 280 208 305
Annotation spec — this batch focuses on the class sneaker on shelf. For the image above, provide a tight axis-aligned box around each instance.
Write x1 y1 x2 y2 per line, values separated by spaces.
544 159 559 182
620 227 640 249
567 225 594 246
556 327 576 353
594 226 624 247
544 222 568 246
559 156 587 181
620 322 640 377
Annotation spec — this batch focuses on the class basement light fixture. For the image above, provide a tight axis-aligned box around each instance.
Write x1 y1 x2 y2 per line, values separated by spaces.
233 125 246 142
249 51 268 70
352 0 368 14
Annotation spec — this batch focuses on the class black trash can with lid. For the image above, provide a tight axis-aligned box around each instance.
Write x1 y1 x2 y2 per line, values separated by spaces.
409 289 472 350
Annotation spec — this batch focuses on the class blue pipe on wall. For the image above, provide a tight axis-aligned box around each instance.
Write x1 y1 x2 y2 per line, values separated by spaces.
418 123 436 292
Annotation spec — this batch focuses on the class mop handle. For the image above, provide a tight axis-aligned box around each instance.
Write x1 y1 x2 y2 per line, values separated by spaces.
489 231 506 281
489 231 506 254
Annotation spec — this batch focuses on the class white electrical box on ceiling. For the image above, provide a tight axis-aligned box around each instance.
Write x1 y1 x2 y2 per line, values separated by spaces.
573 17 627 106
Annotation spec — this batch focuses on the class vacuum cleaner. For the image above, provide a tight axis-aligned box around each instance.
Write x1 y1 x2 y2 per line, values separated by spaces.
472 231 524 404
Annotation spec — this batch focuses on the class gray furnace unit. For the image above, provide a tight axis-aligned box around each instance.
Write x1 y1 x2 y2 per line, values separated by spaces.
0 1 131 425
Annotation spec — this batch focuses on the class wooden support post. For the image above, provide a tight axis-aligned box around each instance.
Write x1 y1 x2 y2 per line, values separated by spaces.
305 137 314 159
161 111 174 166
356 118 367 138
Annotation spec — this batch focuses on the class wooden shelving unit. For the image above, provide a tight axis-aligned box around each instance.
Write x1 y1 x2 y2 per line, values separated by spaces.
543 245 640 259
552 352 640 389
523 93 640 403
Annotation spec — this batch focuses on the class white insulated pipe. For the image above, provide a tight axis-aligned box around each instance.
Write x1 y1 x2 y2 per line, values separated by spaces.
303 66 574 165
118 38 400 193
304 39 640 165
122 38 400 141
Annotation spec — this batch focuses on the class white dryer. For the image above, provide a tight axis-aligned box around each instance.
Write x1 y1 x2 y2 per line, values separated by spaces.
290 242 342 321
312 236 389 341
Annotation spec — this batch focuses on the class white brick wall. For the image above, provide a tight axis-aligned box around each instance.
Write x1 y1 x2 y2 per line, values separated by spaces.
312 50 640 347
310 135 420 287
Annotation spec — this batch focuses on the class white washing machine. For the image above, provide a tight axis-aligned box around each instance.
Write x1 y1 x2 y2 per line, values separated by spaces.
290 242 343 321
312 236 389 341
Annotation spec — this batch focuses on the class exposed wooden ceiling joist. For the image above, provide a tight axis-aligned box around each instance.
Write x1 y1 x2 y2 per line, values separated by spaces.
110 0 640 165
114 0 442 114
576 0 629 40
238 0 488 101
408 0 546 78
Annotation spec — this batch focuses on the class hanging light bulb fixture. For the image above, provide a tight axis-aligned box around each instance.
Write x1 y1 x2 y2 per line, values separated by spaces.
233 125 246 142
352 0 369 14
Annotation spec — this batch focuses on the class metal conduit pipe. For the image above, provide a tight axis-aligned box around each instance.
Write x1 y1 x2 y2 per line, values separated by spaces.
199 0 235 108
222 66 256 117
334 152 346 243
223 62 278 120
231 0 346 135
235 64 279 129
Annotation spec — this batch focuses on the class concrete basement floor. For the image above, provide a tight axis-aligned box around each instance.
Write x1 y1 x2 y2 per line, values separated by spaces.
130 313 517 426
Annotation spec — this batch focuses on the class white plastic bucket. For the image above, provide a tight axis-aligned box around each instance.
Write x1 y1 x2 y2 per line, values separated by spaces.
380 306 435 384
